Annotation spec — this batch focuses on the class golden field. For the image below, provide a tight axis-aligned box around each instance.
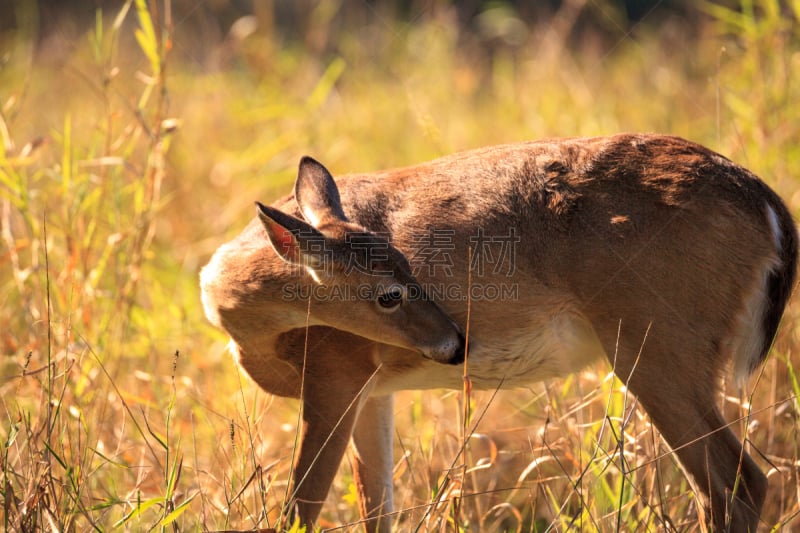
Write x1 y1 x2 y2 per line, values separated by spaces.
1 1 799 531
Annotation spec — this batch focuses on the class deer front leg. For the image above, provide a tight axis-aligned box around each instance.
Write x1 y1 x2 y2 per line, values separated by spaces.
287 332 380 529
290 392 358 527
351 393 395 533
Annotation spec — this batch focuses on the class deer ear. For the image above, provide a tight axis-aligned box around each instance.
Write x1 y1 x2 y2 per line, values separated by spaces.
294 156 348 227
256 201 323 268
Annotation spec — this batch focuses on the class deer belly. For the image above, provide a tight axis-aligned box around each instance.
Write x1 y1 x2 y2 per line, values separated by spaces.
466 311 606 387
374 311 607 392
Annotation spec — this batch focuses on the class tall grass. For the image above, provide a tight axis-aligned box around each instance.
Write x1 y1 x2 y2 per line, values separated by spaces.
1 0 798 531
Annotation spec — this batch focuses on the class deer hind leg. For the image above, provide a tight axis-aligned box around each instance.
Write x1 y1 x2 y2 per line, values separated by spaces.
612 336 765 533
286 331 381 529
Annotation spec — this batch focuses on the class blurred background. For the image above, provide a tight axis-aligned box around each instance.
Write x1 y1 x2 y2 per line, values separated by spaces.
1 1 798 530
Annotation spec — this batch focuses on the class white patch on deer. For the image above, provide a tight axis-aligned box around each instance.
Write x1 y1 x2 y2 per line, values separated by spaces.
729 203 782 383
766 202 782 250
305 265 323 284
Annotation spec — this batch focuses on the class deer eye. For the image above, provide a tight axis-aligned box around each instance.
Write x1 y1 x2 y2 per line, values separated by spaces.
376 284 405 313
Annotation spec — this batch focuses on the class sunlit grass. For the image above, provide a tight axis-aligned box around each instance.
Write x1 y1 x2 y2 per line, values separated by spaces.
1 0 799 531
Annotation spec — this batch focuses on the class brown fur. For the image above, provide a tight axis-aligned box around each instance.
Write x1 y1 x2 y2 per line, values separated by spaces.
201 134 796 532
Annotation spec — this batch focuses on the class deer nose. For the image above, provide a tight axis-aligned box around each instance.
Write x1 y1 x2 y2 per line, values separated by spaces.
422 330 465 365
447 332 466 365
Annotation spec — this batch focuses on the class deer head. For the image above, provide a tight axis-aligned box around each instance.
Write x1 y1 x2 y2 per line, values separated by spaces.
256 156 465 363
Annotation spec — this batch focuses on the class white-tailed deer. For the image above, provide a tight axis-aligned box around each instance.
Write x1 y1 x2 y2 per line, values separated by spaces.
201 134 796 532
